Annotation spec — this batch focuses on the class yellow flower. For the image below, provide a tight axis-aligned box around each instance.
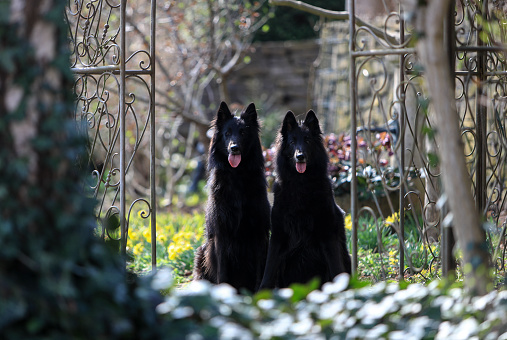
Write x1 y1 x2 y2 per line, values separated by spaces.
385 212 399 225
128 230 138 242
133 243 144 256
158 234 168 244
167 230 194 261
195 231 203 241
143 228 152 243
168 243 178 260
172 231 193 244
344 214 352 231
168 242 192 261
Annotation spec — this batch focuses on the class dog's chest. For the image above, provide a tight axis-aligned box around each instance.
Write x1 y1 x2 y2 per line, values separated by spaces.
275 185 335 238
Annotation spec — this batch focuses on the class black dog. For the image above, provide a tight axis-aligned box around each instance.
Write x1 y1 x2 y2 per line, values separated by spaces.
260 110 351 289
193 102 271 292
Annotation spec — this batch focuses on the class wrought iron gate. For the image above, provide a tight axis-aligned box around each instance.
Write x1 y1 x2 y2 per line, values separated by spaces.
66 0 157 269
65 0 506 280
347 0 507 281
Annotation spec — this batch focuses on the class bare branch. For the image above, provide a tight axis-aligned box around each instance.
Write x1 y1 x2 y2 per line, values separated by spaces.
217 41 244 76
270 0 348 19
269 0 400 46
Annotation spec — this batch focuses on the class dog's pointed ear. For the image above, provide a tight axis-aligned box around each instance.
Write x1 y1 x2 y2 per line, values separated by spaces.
216 101 233 125
303 110 322 134
281 111 297 136
241 102 258 123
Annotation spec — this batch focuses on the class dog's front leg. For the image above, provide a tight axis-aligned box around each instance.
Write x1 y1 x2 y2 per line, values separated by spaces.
323 240 342 277
259 235 283 289
214 237 229 284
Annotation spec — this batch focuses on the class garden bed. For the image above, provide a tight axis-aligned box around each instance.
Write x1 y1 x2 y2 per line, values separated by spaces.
126 210 438 285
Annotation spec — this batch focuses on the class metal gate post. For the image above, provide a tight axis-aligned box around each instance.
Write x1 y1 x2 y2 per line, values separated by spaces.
150 0 157 271
120 0 127 258
348 0 358 275
398 4 406 281
475 0 488 214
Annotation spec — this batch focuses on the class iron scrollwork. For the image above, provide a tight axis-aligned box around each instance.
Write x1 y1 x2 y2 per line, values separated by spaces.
67 0 157 268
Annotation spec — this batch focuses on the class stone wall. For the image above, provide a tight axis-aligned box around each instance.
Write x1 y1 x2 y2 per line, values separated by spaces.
351 0 398 21
228 40 319 119
313 20 400 134
312 22 350 133
227 19 399 136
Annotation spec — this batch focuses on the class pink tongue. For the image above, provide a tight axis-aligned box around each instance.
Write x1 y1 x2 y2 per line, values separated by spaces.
296 162 306 173
228 154 241 168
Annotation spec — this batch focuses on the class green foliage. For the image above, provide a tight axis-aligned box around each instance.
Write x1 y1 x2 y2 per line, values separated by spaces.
355 215 393 251
259 109 286 147
254 0 345 41
0 2 163 339
157 273 507 339
344 211 441 283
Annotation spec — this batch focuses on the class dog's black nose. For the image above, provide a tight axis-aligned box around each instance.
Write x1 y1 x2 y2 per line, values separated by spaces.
230 144 239 153
296 151 305 161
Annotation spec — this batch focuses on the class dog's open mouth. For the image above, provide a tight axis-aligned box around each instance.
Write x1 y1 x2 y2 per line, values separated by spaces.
228 153 242 168
296 161 306 173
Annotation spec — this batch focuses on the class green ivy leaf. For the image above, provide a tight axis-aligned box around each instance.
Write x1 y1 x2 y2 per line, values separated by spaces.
290 277 320 303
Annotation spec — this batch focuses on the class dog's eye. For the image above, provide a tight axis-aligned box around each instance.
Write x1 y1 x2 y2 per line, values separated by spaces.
225 131 231 137
240 129 245 135
305 137 310 144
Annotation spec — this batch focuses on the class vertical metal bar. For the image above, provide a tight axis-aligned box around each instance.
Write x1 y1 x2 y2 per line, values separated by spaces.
475 0 487 213
442 0 457 278
150 0 157 272
120 0 127 258
398 4 406 281
348 0 358 275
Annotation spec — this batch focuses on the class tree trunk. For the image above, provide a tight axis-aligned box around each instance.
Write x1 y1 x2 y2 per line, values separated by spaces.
415 0 492 295
2 0 67 207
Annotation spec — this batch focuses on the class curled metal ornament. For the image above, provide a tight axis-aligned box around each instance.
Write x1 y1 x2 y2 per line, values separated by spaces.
126 198 151 244
126 50 152 71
